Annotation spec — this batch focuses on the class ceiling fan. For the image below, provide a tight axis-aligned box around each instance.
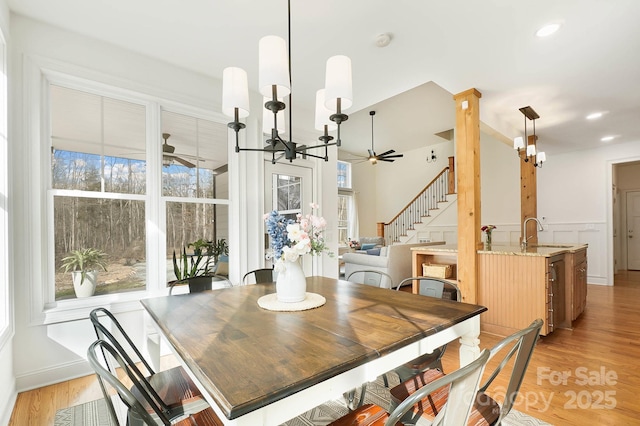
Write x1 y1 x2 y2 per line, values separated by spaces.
366 111 403 164
162 133 196 168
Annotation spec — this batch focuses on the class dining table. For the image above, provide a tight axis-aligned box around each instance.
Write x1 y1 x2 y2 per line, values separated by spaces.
141 276 487 425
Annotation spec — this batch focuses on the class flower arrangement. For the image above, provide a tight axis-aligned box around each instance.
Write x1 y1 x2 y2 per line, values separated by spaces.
481 225 496 234
347 238 360 249
264 203 332 271
481 225 496 245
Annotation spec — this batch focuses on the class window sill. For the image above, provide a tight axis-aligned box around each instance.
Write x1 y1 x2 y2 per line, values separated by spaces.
38 290 153 325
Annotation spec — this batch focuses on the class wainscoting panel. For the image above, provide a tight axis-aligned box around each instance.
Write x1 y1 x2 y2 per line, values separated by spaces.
414 221 608 285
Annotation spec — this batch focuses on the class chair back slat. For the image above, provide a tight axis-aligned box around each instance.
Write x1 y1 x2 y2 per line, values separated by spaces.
480 318 544 423
242 268 274 285
88 339 171 426
385 349 490 426
346 270 394 288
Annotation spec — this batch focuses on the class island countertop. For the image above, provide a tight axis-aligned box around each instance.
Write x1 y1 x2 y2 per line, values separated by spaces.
411 243 588 257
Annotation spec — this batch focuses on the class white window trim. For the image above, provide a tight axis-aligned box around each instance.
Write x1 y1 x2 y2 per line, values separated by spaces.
22 57 231 325
0 28 10 347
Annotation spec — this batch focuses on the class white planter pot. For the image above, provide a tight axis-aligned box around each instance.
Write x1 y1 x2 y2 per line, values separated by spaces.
72 270 98 298
276 260 307 303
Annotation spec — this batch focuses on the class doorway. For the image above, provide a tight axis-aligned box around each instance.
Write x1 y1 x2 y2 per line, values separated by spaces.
626 191 640 270
264 161 313 275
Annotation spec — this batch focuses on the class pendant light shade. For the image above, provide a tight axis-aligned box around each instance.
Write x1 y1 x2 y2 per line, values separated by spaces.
526 144 536 157
222 67 250 118
314 89 338 131
259 35 291 98
513 136 524 150
324 55 353 111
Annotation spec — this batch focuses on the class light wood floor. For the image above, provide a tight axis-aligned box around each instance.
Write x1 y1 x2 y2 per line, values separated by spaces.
9 271 640 425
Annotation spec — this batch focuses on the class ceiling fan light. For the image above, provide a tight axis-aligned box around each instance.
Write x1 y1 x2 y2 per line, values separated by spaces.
162 156 173 167
222 67 250 118
513 136 525 150
324 55 353 111
314 89 338 131
258 35 291 98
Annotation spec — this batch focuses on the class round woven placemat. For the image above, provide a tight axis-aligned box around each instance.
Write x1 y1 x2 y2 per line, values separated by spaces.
257 292 326 312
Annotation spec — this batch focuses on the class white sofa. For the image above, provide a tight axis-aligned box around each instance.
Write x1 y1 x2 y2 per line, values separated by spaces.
343 241 445 289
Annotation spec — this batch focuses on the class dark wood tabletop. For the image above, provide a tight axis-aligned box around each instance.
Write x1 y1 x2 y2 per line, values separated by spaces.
141 276 486 421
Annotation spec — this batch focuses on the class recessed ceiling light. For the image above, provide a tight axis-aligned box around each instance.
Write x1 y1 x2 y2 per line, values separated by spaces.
601 136 615 142
536 23 561 37
586 112 603 120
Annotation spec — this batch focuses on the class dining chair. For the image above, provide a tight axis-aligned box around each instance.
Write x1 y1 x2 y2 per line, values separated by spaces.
87 339 223 426
90 308 209 420
346 269 394 288
328 349 491 426
389 319 544 426
242 268 274 285
392 277 461 382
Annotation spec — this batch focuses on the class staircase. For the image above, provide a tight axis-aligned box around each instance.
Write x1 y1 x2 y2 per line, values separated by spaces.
378 164 456 246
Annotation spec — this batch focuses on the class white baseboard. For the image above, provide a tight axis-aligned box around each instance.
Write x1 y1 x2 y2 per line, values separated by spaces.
0 390 17 426
15 359 93 392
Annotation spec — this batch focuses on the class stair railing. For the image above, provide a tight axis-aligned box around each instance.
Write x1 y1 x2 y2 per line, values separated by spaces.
377 159 455 245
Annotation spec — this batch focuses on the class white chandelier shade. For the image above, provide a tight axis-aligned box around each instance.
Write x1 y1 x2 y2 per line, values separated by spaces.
258 35 291 98
222 67 250 118
314 89 338 132
324 55 353 111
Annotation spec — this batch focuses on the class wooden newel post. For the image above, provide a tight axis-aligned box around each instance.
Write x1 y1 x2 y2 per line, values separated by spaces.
448 156 455 195
377 222 385 238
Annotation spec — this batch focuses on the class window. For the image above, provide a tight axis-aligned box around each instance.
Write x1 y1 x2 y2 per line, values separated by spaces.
50 85 147 300
273 173 302 222
337 161 356 246
48 84 230 302
162 111 229 281
337 160 351 189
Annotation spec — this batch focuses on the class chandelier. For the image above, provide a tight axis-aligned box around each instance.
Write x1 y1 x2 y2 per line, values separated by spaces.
513 106 546 168
221 0 352 163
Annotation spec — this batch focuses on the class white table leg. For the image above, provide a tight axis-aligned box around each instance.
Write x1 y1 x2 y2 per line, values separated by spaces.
458 315 481 366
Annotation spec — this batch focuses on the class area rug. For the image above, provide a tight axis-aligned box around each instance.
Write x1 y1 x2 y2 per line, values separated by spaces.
55 377 552 426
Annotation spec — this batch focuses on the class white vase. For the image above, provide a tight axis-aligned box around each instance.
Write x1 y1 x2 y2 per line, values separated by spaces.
72 270 98 298
276 260 307 303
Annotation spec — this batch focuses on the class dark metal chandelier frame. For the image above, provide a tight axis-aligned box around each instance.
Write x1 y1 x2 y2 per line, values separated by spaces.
225 0 349 164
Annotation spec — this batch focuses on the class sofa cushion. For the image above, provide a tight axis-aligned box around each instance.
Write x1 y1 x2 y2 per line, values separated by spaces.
366 248 381 256
361 243 376 250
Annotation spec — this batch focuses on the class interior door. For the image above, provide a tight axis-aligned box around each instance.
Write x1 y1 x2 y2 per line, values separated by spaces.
264 161 313 275
626 191 640 270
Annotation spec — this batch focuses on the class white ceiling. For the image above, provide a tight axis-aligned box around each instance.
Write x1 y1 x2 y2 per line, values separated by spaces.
9 0 640 159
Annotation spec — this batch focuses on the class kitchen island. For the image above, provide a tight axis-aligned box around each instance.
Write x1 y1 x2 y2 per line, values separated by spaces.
412 243 588 336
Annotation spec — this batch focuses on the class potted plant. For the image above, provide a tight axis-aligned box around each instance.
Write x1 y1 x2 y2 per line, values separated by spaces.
61 248 108 298
172 247 213 293
208 238 229 264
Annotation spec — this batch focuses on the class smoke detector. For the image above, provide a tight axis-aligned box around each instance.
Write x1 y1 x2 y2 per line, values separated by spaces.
375 33 392 48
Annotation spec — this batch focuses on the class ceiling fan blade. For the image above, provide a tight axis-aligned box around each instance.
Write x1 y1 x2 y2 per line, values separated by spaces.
378 149 396 157
380 153 404 159
379 158 396 162
173 156 196 168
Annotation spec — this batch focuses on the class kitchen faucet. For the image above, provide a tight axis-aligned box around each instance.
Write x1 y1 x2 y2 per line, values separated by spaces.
522 217 544 250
